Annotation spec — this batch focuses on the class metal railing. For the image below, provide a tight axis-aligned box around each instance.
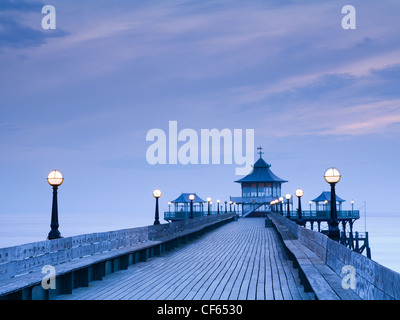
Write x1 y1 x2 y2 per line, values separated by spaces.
164 211 226 220
279 210 360 220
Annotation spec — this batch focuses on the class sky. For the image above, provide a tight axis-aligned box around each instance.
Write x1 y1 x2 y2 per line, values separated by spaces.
1 0 400 228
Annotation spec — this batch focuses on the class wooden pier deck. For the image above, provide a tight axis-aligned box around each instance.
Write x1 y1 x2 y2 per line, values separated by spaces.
55 218 314 300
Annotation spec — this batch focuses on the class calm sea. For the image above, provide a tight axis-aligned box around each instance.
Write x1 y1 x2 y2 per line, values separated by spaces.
0 211 399 274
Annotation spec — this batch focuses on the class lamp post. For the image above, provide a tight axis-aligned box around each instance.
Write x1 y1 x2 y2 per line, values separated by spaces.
224 201 227 213
229 201 232 212
47 170 64 240
324 167 341 240
351 199 354 213
153 189 162 225
207 197 211 215
233 202 236 213
189 194 195 219
168 202 171 213
279 197 283 214
217 200 220 214
285 194 291 219
309 200 312 212
295 189 305 226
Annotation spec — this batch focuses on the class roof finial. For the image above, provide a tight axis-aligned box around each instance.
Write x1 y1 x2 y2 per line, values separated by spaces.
257 145 264 158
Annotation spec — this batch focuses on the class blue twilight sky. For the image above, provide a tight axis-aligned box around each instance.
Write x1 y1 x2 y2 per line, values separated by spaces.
1 0 400 225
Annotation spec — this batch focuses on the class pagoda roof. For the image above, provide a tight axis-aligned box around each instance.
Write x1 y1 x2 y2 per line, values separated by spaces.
234 157 287 184
312 191 345 203
171 193 206 203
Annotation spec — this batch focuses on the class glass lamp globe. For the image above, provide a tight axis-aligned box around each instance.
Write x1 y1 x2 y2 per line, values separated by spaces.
324 167 341 184
207 197 211 203
189 194 195 201
47 170 64 186
217 199 220 203
279 196 284 203
153 189 162 198
285 193 291 200
295 189 304 198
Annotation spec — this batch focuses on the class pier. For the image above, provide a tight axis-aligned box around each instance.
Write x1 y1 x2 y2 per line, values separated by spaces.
53 218 313 300
1 213 399 300
0 154 395 301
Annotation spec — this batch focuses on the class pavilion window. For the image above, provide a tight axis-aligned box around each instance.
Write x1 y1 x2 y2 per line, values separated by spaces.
245 187 257 197
242 189 251 197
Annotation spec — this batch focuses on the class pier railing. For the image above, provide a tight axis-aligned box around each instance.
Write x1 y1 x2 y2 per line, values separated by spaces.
166 210 360 221
279 210 360 220
164 211 227 220
270 212 400 300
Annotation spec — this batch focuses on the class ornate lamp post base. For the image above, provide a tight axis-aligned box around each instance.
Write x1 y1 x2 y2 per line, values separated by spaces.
328 219 341 240
48 229 62 240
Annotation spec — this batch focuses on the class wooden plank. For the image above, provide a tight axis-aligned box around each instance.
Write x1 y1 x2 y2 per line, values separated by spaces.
268 230 283 300
230 225 258 300
201 226 250 300
191 222 252 300
255 229 266 300
264 230 274 300
217 226 253 300
54 219 314 301
136 227 230 300
246 227 262 300
275 233 309 300
164 233 228 300
269 230 292 300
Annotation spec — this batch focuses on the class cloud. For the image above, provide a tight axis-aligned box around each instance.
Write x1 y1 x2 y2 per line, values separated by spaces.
1 0 400 140
320 99 400 135
227 48 400 108
254 97 400 138
0 0 67 50
0 0 43 11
